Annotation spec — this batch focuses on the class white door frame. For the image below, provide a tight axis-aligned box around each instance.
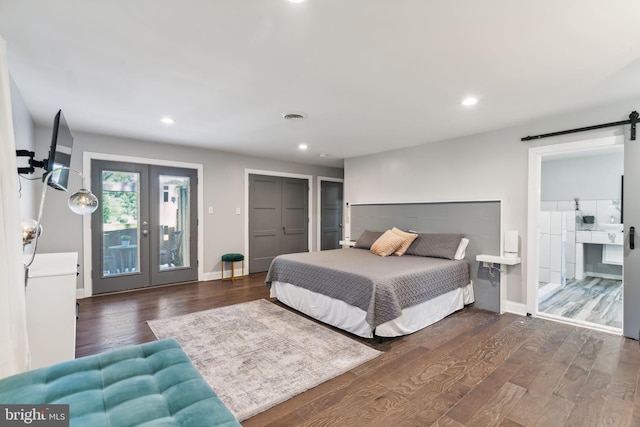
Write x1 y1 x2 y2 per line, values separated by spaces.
82 152 204 298
316 176 344 252
526 135 623 319
244 169 313 274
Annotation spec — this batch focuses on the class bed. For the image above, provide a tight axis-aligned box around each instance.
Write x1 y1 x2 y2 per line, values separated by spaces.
266 229 473 338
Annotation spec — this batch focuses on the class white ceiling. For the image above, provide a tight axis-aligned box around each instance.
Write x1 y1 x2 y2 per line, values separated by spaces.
2 1 640 168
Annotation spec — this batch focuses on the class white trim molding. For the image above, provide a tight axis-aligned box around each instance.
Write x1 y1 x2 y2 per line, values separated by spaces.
503 300 528 316
526 135 623 317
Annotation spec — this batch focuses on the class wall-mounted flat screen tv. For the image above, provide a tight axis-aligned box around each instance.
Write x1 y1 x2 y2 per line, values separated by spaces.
45 110 73 191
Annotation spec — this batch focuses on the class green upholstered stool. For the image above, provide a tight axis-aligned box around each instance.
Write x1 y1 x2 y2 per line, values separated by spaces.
221 253 244 281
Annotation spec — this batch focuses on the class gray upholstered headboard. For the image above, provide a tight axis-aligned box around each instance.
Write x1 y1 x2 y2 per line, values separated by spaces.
349 201 501 312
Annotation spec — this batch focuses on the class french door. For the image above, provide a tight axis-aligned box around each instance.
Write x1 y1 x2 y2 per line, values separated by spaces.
91 160 198 294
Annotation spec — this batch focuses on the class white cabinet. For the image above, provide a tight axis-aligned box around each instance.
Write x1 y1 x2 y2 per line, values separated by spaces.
25 252 78 369
603 244 623 266
575 230 624 273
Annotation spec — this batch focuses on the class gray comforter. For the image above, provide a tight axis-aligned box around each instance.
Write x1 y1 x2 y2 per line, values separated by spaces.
265 249 470 329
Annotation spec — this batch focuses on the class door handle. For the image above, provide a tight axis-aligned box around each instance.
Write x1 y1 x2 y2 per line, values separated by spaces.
631 226 635 250
142 230 149 236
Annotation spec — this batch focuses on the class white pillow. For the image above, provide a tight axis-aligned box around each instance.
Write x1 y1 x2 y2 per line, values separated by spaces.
454 238 469 260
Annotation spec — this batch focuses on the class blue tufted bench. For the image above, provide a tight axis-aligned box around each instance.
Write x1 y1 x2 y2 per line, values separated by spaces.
0 339 240 427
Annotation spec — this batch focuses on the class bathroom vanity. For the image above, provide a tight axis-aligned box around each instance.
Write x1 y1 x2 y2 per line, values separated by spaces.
575 227 623 279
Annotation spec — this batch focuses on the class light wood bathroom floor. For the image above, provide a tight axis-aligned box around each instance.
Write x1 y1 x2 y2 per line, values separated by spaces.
538 277 622 329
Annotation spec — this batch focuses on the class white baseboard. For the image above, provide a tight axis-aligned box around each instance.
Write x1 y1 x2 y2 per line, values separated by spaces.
503 300 527 316
203 268 246 282
78 269 247 297
202 272 219 281
584 271 623 281
80 267 248 297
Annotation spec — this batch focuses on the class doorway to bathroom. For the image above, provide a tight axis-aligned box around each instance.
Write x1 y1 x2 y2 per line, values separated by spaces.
528 136 624 334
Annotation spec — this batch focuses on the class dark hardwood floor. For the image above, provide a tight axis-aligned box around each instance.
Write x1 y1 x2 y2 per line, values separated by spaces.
76 274 640 426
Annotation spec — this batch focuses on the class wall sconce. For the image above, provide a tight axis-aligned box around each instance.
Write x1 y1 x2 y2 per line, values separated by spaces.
23 167 98 269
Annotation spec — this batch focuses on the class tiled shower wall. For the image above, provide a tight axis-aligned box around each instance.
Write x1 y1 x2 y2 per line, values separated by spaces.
539 199 621 285
541 199 622 227
539 210 575 285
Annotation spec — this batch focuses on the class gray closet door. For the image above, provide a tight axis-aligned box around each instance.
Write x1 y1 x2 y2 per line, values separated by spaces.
320 180 343 250
249 175 281 273
249 174 308 273
282 178 309 254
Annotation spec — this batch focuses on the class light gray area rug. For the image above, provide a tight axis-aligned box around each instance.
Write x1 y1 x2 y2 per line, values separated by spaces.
147 299 381 421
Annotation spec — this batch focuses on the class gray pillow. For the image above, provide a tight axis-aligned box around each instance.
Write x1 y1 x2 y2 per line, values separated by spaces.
354 230 384 249
405 233 464 259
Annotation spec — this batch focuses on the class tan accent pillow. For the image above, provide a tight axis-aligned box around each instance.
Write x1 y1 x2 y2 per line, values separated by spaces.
370 230 406 257
391 227 419 256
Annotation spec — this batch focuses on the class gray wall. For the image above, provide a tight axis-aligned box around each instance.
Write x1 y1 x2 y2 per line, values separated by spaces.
345 97 640 305
10 76 36 220
541 152 623 201
30 126 343 291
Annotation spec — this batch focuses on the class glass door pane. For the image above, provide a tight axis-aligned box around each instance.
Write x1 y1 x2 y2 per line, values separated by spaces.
158 175 190 271
92 160 150 294
102 170 140 276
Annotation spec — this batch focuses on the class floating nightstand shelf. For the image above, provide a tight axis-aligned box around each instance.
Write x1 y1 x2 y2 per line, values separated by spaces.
476 254 521 273
339 240 357 248
476 254 521 266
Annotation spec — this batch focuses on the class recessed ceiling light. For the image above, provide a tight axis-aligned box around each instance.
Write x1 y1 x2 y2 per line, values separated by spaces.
288 0 305 3
298 143 308 151
461 97 478 106
319 154 328 157
161 117 175 124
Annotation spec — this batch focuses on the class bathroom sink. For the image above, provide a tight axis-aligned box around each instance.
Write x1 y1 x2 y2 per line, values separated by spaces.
598 223 623 232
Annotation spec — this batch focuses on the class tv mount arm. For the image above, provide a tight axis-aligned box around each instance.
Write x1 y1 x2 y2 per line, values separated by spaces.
16 149 47 174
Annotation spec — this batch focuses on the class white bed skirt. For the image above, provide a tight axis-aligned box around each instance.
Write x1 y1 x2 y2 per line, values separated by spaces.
269 281 474 338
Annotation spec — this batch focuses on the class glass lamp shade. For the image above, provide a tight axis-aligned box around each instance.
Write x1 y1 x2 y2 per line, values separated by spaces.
68 188 99 215
21 217 42 245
